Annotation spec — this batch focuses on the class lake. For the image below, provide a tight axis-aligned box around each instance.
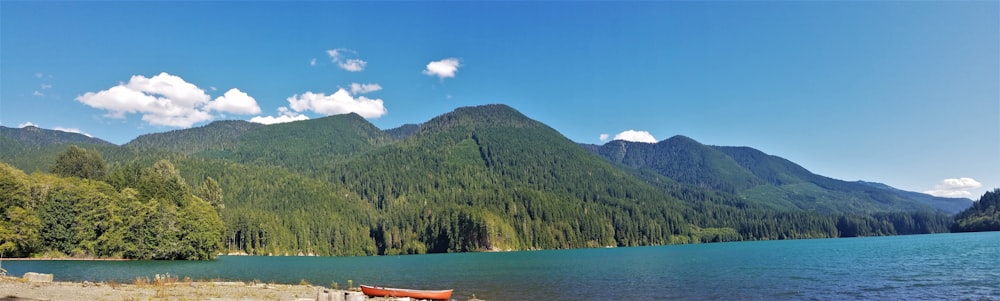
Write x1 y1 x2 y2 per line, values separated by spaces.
2 232 997 300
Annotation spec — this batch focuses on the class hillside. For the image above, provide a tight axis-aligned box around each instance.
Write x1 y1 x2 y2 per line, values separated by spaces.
953 189 1000 232
586 138 969 215
856 181 973 214
0 126 117 173
125 113 389 174
0 104 959 257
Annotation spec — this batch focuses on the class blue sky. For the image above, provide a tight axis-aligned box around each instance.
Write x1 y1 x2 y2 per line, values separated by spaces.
2 1 997 198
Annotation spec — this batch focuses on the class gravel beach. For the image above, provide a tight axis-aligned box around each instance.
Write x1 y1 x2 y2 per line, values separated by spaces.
0 276 327 301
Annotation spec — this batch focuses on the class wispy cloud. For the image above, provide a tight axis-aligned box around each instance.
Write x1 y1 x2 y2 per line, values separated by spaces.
613 130 657 143
54 126 93 137
32 91 45 97
423 58 461 80
327 48 367 72
18 121 36 128
250 107 310 125
40 84 53 89
310 58 317 67
924 177 982 198
75 72 263 128
349 83 382 95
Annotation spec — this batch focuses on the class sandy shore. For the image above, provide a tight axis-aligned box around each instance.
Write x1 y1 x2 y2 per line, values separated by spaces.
0 276 331 301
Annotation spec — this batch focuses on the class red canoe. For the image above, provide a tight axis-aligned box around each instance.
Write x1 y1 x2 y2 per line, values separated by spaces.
360 284 453 300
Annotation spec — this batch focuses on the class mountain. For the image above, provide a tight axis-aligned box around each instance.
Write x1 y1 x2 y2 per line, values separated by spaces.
126 120 262 154
325 104 696 251
1 125 113 147
384 124 420 140
591 136 762 193
0 104 958 257
125 113 389 173
587 137 968 214
1 125 116 173
856 181 973 214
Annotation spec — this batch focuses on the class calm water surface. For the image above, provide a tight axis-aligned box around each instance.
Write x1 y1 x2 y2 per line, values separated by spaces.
3 232 997 300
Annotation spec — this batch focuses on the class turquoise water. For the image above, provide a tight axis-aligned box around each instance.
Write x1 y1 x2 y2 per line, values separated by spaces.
3 232 997 300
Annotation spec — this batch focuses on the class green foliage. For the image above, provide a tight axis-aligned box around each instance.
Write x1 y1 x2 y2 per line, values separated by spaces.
0 163 41 256
0 160 225 260
51 146 108 181
952 189 1000 232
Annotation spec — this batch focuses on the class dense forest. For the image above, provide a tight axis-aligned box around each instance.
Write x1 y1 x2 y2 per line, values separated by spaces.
0 104 968 259
0 146 224 259
952 189 1000 232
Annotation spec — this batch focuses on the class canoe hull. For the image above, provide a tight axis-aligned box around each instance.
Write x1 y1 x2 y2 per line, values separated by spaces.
360 284 453 300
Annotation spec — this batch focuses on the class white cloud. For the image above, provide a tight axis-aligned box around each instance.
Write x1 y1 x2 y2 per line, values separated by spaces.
349 83 382 94
310 58 317 66
613 130 657 143
423 58 461 79
53 127 92 137
339 59 367 72
924 177 982 198
33 90 45 97
287 88 386 118
41 84 53 89
75 72 262 128
327 48 367 72
250 107 310 125
35 72 44 79
599 134 610 142
124 72 211 107
18 122 36 128
206 88 262 115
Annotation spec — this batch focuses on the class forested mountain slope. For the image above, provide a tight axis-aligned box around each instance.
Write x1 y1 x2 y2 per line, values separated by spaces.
856 181 973 214
1 104 960 257
1 126 116 173
124 114 389 174
586 138 970 214
953 189 1000 232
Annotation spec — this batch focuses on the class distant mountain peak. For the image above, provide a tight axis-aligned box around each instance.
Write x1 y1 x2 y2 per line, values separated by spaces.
0 125 114 147
419 104 546 134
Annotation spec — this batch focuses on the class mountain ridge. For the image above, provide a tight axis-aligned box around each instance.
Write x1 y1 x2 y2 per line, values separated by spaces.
0 104 963 256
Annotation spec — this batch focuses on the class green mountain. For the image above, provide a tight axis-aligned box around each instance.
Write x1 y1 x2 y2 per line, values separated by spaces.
1 126 116 173
126 120 262 154
1 125 114 148
0 104 959 257
856 181 973 215
125 113 389 174
586 137 970 214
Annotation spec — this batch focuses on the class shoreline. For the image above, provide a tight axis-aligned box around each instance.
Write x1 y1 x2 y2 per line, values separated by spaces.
0 276 482 301
1 258 130 261
0 276 334 301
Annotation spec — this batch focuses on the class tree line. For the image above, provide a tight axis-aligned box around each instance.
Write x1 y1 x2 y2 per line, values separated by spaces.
0 146 223 259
